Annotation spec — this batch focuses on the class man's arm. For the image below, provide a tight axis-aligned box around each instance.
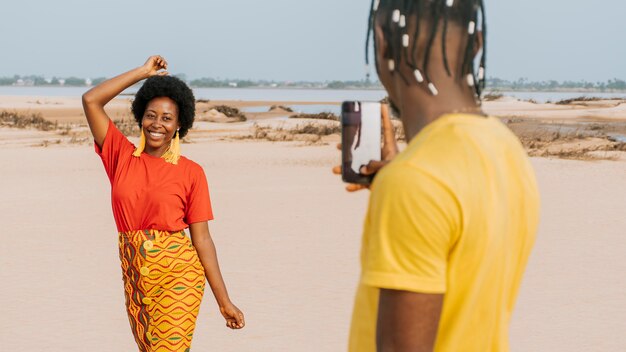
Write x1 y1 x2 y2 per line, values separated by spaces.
377 289 444 352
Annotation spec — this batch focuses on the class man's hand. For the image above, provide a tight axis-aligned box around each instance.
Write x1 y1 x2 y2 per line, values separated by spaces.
332 103 400 192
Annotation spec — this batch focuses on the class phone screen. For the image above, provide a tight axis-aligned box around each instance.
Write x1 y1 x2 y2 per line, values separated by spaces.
341 101 382 185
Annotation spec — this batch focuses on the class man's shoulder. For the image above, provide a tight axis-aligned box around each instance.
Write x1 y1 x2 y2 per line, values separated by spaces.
397 115 529 177
372 159 452 201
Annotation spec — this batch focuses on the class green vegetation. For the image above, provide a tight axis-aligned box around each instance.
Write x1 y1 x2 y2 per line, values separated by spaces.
326 80 379 89
64 77 86 86
189 78 257 88
489 77 626 92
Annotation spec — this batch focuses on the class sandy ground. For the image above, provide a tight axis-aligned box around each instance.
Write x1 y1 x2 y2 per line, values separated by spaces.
1 96 625 351
2 95 626 161
0 95 338 124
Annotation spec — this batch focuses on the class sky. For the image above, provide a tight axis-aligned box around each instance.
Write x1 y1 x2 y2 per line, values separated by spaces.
1 0 624 82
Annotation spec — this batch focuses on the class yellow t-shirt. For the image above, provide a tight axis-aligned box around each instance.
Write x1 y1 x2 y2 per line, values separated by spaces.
349 114 540 351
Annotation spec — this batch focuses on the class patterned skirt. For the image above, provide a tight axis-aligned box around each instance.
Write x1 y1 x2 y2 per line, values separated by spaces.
118 229 206 352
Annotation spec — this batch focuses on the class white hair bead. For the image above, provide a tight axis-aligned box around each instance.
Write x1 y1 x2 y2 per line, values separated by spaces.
388 59 395 71
392 9 400 23
402 34 409 47
446 0 454 6
413 69 424 83
466 74 475 87
478 67 485 80
399 15 406 28
428 83 439 96
373 0 380 11
468 21 476 35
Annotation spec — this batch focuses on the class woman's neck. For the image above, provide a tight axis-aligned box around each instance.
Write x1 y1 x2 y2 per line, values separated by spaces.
144 144 170 158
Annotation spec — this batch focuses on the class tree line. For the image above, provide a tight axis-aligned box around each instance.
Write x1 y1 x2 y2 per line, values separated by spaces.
1 75 624 91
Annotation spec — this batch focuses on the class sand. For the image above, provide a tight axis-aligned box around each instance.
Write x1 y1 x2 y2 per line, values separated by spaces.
0 95 339 124
484 97 626 121
1 96 625 351
2 94 626 124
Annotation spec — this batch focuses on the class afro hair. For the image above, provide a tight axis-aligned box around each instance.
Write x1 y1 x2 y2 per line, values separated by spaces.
131 76 195 138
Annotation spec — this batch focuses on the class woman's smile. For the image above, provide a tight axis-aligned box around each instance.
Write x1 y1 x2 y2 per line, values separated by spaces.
147 130 166 139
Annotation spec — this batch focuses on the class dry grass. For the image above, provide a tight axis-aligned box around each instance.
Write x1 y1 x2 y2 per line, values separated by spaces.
505 118 626 160
1 110 117 147
234 121 341 144
527 144 625 161
269 105 294 112
0 111 56 130
483 92 504 101
554 96 626 105
290 112 338 121
237 118 408 146
113 118 140 136
211 105 247 121
555 96 604 105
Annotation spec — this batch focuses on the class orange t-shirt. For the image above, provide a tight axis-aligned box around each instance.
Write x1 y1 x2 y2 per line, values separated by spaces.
95 119 213 232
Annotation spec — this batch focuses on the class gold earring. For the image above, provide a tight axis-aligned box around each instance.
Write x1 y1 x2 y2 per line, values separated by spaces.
163 129 180 165
133 129 146 157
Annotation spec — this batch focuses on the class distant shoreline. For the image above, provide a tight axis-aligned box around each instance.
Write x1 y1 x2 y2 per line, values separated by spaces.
1 85 625 94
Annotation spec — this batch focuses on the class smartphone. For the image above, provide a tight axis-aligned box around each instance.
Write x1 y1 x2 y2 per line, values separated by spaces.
341 101 382 185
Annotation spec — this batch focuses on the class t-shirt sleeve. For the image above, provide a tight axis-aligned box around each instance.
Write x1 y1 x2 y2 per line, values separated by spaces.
360 164 461 294
185 165 214 224
94 119 135 182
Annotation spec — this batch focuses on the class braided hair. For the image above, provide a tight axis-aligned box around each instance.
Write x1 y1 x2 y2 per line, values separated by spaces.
366 0 486 97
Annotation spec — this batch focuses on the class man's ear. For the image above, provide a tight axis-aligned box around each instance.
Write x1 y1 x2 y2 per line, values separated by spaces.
374 23 398 102
473 30 483 58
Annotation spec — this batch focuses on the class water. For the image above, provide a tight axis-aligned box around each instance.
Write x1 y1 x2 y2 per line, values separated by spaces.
242 104 340 115
290 104 341 114
1 86 623 105
193 88 386 102
0 86 92 97
0 86 135 97
608 134 626 143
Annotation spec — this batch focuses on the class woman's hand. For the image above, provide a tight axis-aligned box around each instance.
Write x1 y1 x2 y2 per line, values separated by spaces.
220 302 245 329
82 54 169 146
332 103 400 192
141 55 169 78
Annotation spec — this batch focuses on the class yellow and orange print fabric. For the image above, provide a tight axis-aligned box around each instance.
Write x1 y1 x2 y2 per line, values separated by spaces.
118 229 205 352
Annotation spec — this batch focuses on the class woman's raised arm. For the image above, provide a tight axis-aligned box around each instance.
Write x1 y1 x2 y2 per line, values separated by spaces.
82 55 168 147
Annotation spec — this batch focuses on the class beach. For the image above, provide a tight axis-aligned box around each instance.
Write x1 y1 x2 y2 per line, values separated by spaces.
1 94 625 351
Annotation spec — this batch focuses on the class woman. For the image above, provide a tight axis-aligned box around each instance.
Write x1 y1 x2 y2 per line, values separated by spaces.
82 55 244 352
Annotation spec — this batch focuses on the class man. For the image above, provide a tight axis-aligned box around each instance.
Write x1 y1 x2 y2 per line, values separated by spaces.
338 1 540 351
